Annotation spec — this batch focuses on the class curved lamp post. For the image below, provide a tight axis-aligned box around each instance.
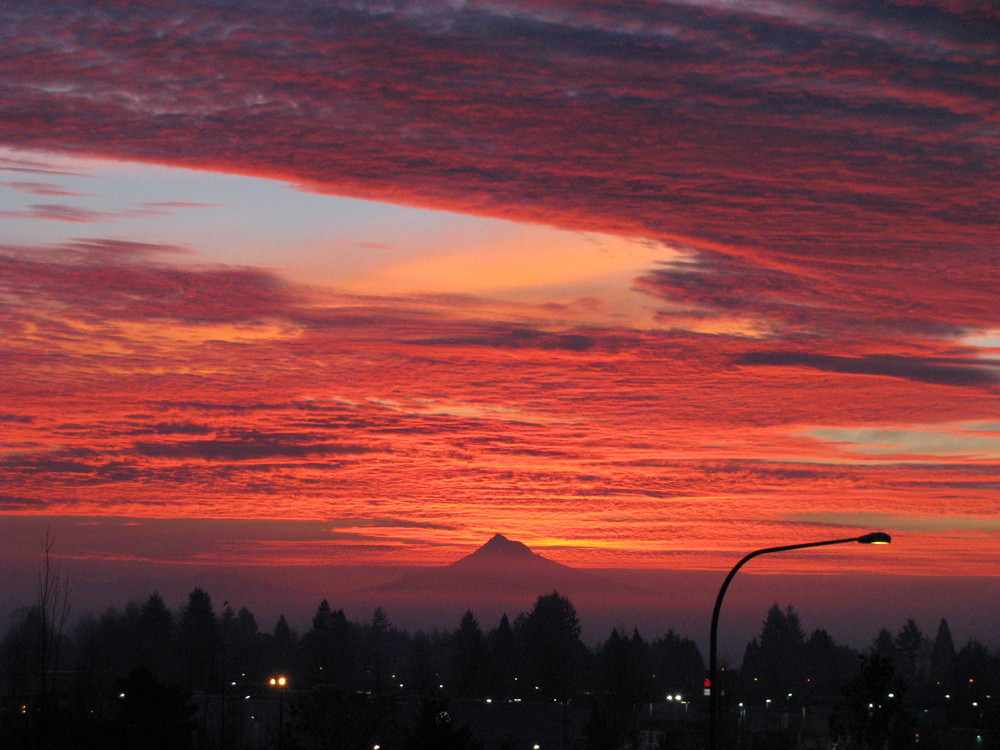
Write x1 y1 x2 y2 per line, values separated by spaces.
708 531 891 750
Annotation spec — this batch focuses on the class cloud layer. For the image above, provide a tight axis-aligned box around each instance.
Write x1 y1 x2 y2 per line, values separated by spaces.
0 0 998 572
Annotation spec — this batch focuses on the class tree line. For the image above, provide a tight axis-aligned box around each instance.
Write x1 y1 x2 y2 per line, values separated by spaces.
733 604 1000 748
1 588 703 749
3 588 999 749
739 603 999 702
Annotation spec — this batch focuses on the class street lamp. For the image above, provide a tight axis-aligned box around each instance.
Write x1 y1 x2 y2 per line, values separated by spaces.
269 675 289 750
708 531 891 750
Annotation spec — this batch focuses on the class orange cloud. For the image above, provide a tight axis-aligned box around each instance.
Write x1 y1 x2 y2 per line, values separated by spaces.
0 0 998 577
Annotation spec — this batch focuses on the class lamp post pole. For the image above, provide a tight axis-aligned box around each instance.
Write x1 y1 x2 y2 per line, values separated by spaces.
270 676 288 750
708 531 890 750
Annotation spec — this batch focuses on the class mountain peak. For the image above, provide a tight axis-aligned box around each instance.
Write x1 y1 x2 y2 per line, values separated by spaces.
472 533 536 559
362 533 659 608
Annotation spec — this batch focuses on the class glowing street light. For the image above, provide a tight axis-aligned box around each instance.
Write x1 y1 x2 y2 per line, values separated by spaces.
708 532 891 750
269 675 289 750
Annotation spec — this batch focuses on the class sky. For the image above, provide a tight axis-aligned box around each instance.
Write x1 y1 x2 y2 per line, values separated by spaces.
1 0 999 631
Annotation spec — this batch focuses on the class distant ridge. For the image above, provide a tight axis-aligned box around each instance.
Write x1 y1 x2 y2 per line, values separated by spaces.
365 533 650 597
342 534 672 640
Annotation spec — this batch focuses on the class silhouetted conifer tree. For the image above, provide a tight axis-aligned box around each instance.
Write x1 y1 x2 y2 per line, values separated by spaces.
599 627 651 704
871 628 896 660
313 599 334 631
742 604 806 697
802 628 858 696
270 614 297 677
649 629 704 695
178 588 218 691
218 604 237 688
487 613 517 698
929 618 956 693
411 630 445 696
326 606 355 687
957 638 999 694
450 610 486 698
515 591 585 700
367 606 393 695
592 627 652 750
224 606 259 681
894 618 926 687
302 599 336 684
136 592 174 680
73 608 131 692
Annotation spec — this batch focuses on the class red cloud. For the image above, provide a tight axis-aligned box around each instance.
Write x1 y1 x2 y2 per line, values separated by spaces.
0 0 995 344
1 241 297 324
0 1 998 572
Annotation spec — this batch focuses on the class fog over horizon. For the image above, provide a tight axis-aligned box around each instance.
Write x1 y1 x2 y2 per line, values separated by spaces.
3 526 997 660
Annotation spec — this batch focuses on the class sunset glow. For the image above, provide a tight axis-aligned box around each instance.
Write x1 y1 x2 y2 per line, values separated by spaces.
1 0 998 597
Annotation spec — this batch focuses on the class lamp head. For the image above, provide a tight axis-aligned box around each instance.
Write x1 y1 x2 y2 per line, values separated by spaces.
857 531 891 545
